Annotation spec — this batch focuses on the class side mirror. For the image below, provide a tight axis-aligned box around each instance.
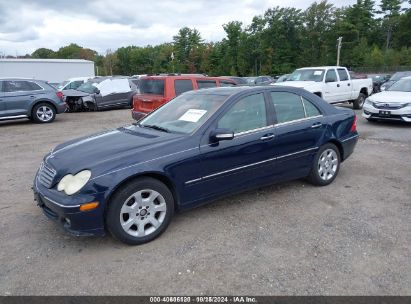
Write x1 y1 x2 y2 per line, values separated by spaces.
210 128 234 142
94 88 101 94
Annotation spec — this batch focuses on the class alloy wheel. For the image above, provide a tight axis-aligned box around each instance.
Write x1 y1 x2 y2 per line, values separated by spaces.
318 149 338 181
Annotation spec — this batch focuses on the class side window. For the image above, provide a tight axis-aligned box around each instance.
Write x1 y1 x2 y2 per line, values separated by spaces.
325 70 337 82
71 81 83 89
218 93 267 134
337 69 349 81
270 92 305 123
174 80 193 96
220 81 235 87
197 80 217 89
4 81 33 92
27 82 42 90
302 97 321 117
0 81 3 92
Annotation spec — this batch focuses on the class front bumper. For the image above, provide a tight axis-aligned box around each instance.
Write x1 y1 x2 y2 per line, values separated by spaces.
33 175 106 236
362 104 411 122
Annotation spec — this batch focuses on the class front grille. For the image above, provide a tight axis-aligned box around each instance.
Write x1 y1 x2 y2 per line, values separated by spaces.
38 162 57 188
373 102 404 110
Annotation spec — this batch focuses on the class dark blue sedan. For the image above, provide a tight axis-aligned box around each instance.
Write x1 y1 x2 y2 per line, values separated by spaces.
33 86 358 245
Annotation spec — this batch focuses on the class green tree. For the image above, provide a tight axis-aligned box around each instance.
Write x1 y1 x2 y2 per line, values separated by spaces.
31 48 55 58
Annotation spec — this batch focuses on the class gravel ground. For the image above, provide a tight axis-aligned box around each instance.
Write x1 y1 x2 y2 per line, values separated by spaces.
0 108 410 295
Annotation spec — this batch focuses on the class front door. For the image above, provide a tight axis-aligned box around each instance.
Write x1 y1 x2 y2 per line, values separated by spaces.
269 91 326 179
323 69 340 103
0 81 5 117
197 92 276 198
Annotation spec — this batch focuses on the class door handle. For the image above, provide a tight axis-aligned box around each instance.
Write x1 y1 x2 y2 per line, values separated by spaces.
348 83 350 86
311 122 322 129
260 133 275 140
337 84 340 87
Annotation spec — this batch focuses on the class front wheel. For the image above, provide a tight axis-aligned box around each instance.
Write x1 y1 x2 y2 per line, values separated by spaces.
307 143 340 186
106 177 174 245
353 93 366 110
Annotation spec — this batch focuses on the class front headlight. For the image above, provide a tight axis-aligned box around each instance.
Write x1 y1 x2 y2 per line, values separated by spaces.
57 170 91 195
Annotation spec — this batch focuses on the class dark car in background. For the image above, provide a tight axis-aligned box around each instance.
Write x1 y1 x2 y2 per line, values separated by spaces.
244 76 275 85
367 74 391 93
64 77 138 112
34 86 358 245
380 71 411 91
0 78 66 123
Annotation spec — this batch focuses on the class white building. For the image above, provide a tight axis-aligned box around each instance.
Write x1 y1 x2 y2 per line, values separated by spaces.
0 59 95 84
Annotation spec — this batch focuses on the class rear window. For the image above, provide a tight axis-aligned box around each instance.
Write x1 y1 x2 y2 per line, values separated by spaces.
175 79 194 96
197 80 217 89
337 69 349 81
139 79 165 95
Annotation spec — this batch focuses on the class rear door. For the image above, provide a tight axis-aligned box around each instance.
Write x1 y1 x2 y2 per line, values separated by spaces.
269 91 326 179
3 80 43 116
336 68 352 101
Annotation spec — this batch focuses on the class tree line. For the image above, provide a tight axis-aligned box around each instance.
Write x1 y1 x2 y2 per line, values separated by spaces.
26 0 411 76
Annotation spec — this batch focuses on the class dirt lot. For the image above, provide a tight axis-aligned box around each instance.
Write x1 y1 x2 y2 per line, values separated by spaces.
0 108 410 295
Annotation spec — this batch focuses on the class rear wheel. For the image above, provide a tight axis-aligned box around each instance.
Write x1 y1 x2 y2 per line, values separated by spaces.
353 93 366 110
106 177 174 245
307 143 340 186
31 103 56 123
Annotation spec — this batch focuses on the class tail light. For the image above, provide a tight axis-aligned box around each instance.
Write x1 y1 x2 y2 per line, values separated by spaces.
350 114 357 132
56 91 64 99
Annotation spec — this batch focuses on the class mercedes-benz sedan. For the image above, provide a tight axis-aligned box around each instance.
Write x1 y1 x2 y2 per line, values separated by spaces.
34 86 358 245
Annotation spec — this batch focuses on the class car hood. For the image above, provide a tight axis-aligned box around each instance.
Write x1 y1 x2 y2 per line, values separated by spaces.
44 126 187 178
274 81 320 90
62 89 92 97
368 91 411 103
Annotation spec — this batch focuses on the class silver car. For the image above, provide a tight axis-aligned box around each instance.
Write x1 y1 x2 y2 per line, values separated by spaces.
0 78 67 123
362 76 411 122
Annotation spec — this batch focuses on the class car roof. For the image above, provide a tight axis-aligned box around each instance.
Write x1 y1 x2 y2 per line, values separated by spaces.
298 66 345 70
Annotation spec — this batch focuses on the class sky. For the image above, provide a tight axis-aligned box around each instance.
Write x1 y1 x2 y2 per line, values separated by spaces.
0 0 359 56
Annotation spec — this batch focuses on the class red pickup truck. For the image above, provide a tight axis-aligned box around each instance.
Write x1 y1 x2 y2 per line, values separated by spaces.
131 75 236 120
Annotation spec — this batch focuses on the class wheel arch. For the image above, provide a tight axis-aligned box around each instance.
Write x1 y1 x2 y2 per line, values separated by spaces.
360 87 369 97
326 139 344 161
104 171 180 213
29 99 57 117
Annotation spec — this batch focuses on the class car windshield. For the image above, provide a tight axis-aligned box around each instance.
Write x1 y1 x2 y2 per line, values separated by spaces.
387 78 411 92
137 92 228 134
390 72 411 81
57 81 69 90
288 69 325 82
77 82 98 93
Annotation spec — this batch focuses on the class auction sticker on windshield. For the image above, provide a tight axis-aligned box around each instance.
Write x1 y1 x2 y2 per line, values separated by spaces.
178 109 207 122
314 70 323 75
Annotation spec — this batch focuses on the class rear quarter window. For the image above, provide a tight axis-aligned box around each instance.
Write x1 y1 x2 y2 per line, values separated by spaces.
174 79 194 96
139 79 165 95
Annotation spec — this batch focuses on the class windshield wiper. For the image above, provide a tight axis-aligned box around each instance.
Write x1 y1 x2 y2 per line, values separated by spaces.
141 124 170 133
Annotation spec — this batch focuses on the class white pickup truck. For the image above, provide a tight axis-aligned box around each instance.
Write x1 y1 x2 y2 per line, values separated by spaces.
274 66 373 109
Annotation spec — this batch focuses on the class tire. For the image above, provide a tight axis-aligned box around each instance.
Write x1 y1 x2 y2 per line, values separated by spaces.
353 93 366 110
106 177 175 245
31 102 56 123
307 143 341 186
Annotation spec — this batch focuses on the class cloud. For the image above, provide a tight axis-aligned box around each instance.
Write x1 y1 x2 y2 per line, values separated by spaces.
0 0 358 56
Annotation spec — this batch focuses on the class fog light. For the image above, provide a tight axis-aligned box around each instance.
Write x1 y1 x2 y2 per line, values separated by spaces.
79 202 99 212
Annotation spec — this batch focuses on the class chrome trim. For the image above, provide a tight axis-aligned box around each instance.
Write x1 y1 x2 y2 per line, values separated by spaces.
35 177 80 208
234 125 274 137
43 195 81 209
341 134 359 142
185 146 319 185
276 147 318 160
0 114 28 120
275 115 323 127
300 95 308 117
